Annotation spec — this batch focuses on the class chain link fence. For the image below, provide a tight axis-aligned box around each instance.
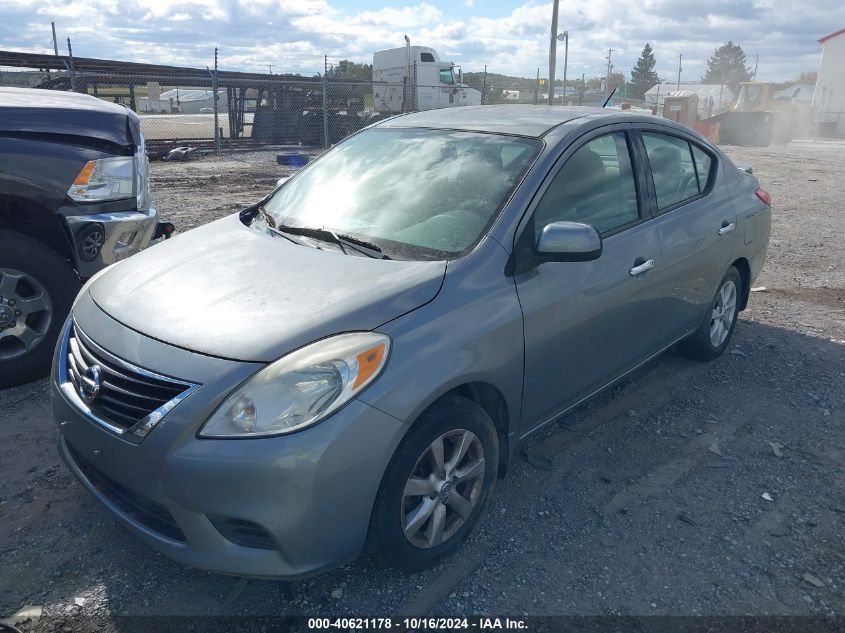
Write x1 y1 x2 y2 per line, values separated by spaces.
0 60 648 160
41 71 388 157
1 64 413 156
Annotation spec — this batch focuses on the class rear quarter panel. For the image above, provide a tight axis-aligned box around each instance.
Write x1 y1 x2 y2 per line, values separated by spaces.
727 167 771 284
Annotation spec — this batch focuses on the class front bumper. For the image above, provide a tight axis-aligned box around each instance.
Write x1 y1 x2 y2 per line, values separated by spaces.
63 205 160 279
51 301 408 578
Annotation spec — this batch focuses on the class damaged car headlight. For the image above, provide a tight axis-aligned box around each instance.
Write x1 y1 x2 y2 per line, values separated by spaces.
68 157 135 202
199 332 390 438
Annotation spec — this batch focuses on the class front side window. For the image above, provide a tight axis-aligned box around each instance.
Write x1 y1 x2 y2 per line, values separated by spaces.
642 132 701 210
533 132 640 238
261 128 541 260
439 69 455 85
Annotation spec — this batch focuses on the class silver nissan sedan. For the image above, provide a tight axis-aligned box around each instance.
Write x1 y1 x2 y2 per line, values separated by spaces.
51 105 771 577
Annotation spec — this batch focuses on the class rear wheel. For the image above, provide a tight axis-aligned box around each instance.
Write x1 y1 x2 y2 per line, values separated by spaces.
0 231 80 387
368 395 498 571
679 266 741 361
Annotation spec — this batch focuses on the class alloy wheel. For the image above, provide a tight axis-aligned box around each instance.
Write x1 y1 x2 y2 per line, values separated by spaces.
401 429 486 549
0 268 53 361
709 279 737 348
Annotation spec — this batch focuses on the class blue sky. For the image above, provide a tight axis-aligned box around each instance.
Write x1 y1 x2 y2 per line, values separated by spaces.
1 0 842 83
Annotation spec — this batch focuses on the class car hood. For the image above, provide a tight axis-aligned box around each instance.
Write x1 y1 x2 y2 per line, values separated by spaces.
0 87 140 147
88 214 446 362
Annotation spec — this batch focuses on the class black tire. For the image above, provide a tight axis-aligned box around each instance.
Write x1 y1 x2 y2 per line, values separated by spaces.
678 266 742 361
0 230 80 388
368 394 499 572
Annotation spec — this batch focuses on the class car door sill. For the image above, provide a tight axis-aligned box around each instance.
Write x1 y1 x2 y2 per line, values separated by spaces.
518 328 696 442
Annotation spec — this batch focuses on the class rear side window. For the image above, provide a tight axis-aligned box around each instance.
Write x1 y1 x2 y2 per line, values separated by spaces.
533 132 640 237
642 132 701 211
690 144 714 191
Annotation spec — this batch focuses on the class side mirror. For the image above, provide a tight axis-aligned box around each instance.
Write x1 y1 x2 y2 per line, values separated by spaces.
535 221 602 262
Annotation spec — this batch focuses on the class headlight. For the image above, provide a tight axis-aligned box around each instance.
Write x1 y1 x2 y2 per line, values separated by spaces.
68 157 135 202
199 332 390 438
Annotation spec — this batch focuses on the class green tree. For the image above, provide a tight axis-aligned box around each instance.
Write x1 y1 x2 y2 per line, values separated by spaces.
328 60 372 81
797 71 817 85
629 43 660 100
703 41 752 85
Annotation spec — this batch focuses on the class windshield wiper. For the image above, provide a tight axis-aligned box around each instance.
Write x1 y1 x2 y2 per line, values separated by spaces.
255 207 319 249
278 225 391 259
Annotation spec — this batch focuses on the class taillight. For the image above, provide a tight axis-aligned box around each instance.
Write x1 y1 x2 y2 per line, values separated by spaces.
755 188 771 207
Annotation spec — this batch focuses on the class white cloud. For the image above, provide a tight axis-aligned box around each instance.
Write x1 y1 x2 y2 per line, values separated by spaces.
1 0 840 81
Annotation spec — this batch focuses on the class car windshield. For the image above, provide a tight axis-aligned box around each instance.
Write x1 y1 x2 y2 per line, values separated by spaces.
260 128 542 260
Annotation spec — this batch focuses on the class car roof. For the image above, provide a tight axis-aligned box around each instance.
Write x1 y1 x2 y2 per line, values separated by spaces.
376 105 664 138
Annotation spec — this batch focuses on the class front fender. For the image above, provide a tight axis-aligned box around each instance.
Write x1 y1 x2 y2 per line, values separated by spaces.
359 240 525 434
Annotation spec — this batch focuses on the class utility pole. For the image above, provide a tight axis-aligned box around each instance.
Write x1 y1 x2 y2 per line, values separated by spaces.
753 54 759 80
605 48 614 97
579 72 584 105
548 0 560 104
51 22 58 56
534 68 539 105
268 64 273 75
66 37 76 92
561 31 568 105
482 64 487 105
677 53 682 90
213 48 220 156
322 54 329 148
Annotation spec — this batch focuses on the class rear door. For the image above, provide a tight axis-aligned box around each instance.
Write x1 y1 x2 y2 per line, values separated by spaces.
514 125 669 431
635 127 738 338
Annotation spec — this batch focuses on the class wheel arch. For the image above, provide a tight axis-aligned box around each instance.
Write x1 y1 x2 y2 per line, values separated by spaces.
0 193 76 268
415 381 512 479
730 257 751 311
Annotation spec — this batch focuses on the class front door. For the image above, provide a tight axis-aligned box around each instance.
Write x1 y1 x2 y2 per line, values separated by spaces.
438 67 457 108
514 128 667 431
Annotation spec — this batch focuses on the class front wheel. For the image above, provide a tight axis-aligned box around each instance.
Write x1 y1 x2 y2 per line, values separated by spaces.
0 231 80 387
368 395 498 571
679 266 742 361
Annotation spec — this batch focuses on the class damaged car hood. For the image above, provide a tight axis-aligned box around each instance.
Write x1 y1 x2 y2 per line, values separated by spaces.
88 214 446 362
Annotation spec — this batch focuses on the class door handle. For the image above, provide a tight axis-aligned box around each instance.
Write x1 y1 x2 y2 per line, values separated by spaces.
718 222 736 236
629 259 655 276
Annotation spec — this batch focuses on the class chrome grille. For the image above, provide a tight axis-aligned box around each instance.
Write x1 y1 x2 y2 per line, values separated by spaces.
60 321 198 441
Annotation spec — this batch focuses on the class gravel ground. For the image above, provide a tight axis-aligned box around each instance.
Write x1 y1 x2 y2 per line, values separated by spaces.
1 141 843 630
